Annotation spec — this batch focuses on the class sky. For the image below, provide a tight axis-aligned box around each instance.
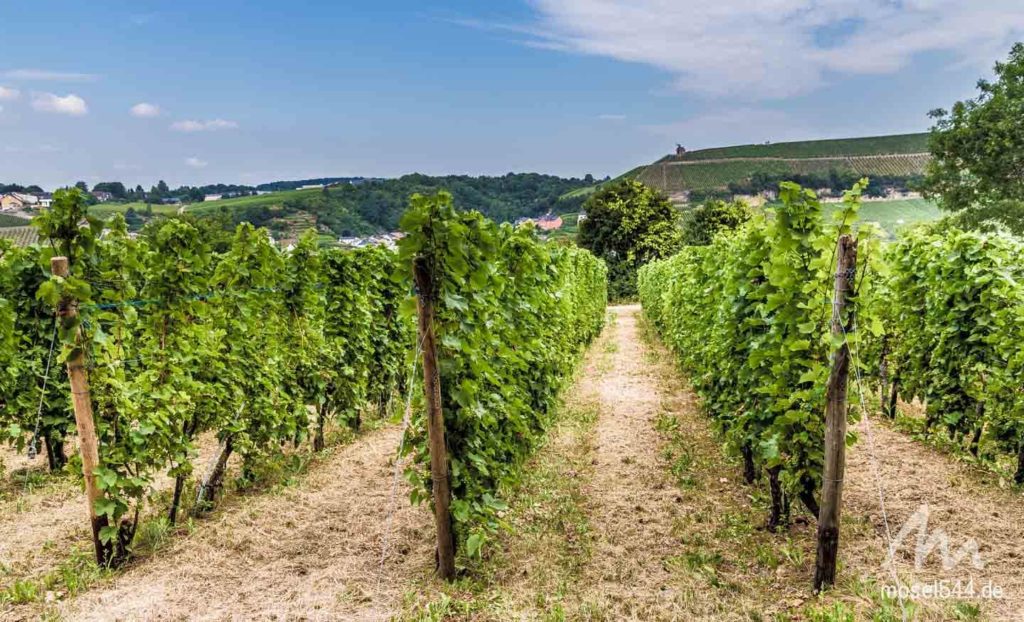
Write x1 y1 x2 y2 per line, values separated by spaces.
1 0 1023 189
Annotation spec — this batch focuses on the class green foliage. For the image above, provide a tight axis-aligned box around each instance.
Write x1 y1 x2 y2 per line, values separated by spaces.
924 43 1024 233
0 191 413 562
182 173 592 238
639 180 876 518
577 180 680 300
398 191 606 558
879 223 1024 476
680 199 752 246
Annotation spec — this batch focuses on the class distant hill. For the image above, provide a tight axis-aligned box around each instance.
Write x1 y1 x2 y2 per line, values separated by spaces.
632 133 931 197
96 173 594 239
255 177 373 192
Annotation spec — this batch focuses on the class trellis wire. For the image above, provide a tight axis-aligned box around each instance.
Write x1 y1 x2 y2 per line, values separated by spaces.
838 297 909 621
26 318 59 463
376 331 426 589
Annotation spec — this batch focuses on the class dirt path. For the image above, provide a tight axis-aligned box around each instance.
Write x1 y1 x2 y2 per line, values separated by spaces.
569 305 689 616
33 426 433 621
845 419 1024 620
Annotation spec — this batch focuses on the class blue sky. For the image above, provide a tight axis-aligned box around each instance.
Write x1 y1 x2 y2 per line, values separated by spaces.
2 0 1023 189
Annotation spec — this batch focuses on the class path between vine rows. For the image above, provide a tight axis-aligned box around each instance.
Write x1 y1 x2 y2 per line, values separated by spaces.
10 304 1024 620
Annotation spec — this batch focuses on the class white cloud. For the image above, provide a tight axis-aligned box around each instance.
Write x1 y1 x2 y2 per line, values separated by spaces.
170 118 239 132
0 86 19 101
598 113 626 120
516 0 1024 98
4 69 98 82
185 157 208 168
130 102 161 118
31 92 88 116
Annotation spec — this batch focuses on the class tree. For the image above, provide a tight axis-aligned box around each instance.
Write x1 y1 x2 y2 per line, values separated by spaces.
93 182 128 200
577 179 681 300
681 199 752 246
923 43 1024 232
74 181 89 192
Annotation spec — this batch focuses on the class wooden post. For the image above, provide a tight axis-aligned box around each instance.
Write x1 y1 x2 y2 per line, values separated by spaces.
51 256 111 566
814 235 857 591
413 257 457 581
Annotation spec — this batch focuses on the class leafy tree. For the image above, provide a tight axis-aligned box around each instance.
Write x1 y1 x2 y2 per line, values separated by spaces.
93 182 128 200
680 199 752 246
923 43 1024 232
577 180 681 300
74 181 89 192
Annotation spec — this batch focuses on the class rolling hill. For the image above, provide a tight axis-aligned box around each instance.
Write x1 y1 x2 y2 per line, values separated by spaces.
91 173 594 239
633 133 931 195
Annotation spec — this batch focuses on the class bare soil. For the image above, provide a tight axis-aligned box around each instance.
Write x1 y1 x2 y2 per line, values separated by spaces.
844 418 1024 620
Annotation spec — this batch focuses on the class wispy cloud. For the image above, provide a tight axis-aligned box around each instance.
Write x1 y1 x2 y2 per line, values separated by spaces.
170 118 239 132
495 1 1024 99
31 92 88 116
130 102 161 118
185 156 208 168
598 113 626 120
4 69 98 82
0 86 19 101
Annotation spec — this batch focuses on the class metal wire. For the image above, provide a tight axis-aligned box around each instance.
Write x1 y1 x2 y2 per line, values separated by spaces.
27 319 59 462
840 314 909 621
376 331 426 590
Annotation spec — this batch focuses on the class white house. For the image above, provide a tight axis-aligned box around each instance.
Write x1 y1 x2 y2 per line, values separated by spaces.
204 194 223 202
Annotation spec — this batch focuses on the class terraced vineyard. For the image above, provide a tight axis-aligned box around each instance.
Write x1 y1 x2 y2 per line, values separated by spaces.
637 153 930 193
633 133 931 194
667 133 928 161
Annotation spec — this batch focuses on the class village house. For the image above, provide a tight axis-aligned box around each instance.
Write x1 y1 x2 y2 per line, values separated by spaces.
0 194 26 212
337 231 405 249
204 194 223 202
514 213 563 231
92 191 114 202
0 193 44 211
535 213 563 231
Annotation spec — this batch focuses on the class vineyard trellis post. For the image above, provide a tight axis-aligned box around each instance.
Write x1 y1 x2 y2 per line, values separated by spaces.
412 257 457 581
51 256 110 566
814 234 857 591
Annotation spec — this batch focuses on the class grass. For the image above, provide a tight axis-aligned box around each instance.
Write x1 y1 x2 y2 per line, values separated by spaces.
87 188 326 220
88 201 180 217
826 198 942 237
0 213 32 228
